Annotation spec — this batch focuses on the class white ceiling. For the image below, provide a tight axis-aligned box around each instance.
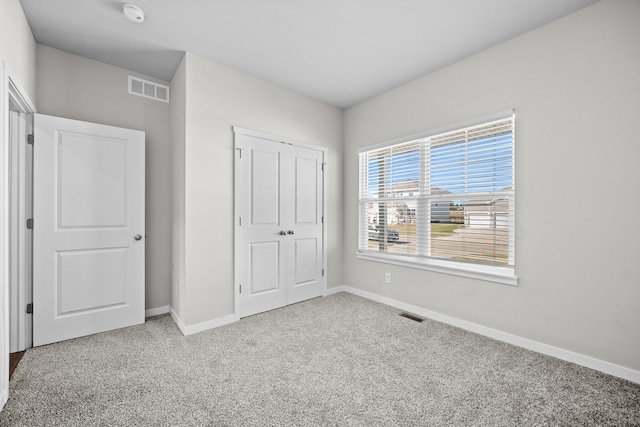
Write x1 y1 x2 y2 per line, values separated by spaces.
19 0 598 109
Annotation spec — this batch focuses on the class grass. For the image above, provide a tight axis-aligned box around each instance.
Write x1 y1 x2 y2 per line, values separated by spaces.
431 223 463 236
386 223 462 237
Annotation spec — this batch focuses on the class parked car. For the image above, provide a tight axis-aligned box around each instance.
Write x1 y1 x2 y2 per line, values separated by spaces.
368 225 400 241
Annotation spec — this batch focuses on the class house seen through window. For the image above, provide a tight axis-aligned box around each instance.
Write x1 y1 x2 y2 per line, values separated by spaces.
358 113 515 279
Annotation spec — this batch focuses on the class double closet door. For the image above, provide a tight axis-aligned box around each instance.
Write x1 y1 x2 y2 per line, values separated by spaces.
235 129 325 318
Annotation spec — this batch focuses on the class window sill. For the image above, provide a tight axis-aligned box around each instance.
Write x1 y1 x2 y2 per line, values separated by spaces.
356 252 518 286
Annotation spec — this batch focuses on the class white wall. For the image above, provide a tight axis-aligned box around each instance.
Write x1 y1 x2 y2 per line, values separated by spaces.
172 52 344 326
36 45 173 312
344 0 640 372
0 0 36 411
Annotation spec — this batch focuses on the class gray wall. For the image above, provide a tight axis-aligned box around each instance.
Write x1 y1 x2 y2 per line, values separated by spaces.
171 52 344 326
0 0 37 409
343 0 640 371
36 45 173 311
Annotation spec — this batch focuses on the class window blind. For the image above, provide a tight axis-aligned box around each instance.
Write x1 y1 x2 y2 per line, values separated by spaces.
358 113 515 271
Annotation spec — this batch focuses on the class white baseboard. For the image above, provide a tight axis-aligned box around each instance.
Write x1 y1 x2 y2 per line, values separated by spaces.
323 285 345 296
168 285 343 336
0 388 7 412
169 308 185 334
170 307 239 336
145 305 170 318
343 286 640 385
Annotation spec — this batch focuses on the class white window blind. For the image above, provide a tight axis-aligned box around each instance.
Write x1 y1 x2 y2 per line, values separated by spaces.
358 113 515 281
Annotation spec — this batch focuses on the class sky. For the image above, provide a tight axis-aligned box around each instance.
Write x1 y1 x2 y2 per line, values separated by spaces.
366 133 513 198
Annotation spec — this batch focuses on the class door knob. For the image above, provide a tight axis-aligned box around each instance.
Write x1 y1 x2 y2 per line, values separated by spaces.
287 230 295 235
134 234 143 241
279 231 287 236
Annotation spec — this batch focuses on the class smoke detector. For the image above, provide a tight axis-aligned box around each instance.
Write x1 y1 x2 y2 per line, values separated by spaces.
123 4 145 23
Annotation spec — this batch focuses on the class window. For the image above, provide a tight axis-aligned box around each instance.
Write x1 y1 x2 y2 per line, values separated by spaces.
358 112 516 284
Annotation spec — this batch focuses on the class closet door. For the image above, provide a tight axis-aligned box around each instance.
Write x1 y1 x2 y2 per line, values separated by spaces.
285 145 323 305
235 130 324 318
237 135 288 317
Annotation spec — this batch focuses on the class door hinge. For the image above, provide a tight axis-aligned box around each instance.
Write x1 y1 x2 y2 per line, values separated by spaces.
27 134 34 145
26 303 33 314
321 163 325 171
322 269 325 276
239 217 242 226
321 216 324 224
26 218 33 229
236 147 242 158
239 284 242 294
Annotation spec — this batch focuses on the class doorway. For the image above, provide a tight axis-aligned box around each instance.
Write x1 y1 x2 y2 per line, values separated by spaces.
234 127 327 318
2 66 36 399
4 86 147 351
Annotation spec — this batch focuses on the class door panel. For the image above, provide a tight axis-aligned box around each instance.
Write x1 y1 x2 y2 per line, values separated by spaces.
56 248 127 314
294 238 318 285
251 148 281 225
294 156 318 224
236 132 324 316
249 241 281 294
33 114 145 346
57 134 127 227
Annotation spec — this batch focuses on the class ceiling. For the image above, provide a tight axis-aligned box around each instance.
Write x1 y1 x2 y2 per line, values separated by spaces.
19 0 598 109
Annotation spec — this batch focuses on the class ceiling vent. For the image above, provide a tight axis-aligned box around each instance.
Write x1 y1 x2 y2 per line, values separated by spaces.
128 76 170 103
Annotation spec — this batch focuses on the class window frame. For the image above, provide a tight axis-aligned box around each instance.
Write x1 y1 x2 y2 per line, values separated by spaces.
356 110 517 286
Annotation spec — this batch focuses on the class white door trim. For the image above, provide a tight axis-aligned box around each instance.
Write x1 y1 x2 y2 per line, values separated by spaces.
233 127 328 153
8 109 32 353
232 126 328 318
1 61 36 411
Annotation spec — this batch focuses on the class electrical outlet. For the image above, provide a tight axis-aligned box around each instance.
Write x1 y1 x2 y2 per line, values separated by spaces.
385 273 392 284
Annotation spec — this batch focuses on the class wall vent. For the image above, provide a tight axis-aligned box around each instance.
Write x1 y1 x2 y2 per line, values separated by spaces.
128 76 170 103
399 312 424 322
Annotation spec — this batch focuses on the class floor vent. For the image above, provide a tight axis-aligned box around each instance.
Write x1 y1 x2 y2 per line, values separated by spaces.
399 312 424 322
128 76 170 103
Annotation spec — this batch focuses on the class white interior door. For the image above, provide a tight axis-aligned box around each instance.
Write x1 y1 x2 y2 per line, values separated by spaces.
32 114 145 347
236 130 325 318
286 145 323 305
237 135 288 317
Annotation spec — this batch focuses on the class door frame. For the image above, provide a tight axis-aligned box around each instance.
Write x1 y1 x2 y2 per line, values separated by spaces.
233 127 328 318
2 62 36 407
8 106 32 353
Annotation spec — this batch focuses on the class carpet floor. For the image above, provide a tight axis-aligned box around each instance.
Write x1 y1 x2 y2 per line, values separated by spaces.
1 292 639 426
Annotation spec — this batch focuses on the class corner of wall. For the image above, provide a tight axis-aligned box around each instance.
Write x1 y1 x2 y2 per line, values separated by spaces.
170 305 238 336
170 54 187 320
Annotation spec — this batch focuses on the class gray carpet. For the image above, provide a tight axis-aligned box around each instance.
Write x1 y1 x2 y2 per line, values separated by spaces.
1 292 639 426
